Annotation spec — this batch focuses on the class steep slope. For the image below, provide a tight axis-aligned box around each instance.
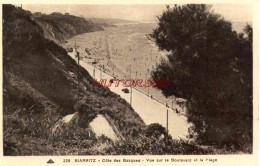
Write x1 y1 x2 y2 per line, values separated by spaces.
33 13 104 44
3 5 145 155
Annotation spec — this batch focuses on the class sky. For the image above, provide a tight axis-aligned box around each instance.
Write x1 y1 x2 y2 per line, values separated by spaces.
21 4 252 23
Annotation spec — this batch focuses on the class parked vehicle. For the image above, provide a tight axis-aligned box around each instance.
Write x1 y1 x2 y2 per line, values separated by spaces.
122 88 130 93
66 47 73 52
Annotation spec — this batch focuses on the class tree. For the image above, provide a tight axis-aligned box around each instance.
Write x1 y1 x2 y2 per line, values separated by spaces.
145 123 168 138
150 4 252 151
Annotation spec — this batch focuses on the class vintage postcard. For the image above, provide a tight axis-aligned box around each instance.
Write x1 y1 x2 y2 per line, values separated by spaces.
0 0 258 165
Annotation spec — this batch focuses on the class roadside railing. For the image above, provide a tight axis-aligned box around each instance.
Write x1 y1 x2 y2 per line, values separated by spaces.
81 59 186 116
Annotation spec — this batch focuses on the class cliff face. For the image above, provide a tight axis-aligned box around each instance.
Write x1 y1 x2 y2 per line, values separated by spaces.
3 5 144 155
33 13 104 44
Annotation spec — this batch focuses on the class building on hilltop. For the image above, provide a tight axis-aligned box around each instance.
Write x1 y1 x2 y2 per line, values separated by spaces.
51 12 63 16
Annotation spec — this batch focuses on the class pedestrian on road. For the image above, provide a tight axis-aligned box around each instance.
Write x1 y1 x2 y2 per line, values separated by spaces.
176 108 180 115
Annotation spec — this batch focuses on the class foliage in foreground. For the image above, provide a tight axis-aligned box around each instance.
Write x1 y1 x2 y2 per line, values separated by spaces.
4 95 248 156
150 4 252 152
3 114 219 155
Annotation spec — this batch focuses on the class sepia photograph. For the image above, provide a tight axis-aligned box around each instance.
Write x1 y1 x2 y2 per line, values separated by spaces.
1 0 258 162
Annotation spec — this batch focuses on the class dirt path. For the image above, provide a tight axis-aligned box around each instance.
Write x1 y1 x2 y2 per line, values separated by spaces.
89 114 119 141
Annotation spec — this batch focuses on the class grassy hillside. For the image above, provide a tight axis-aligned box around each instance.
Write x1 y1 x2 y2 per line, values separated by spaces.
33 12 104 44
3 5 145 155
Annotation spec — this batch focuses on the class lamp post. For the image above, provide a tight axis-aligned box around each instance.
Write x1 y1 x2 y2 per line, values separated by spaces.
166 108 168 132
165 98 175 135
75 39 80 103
130 64 132 106
77 51 80 102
